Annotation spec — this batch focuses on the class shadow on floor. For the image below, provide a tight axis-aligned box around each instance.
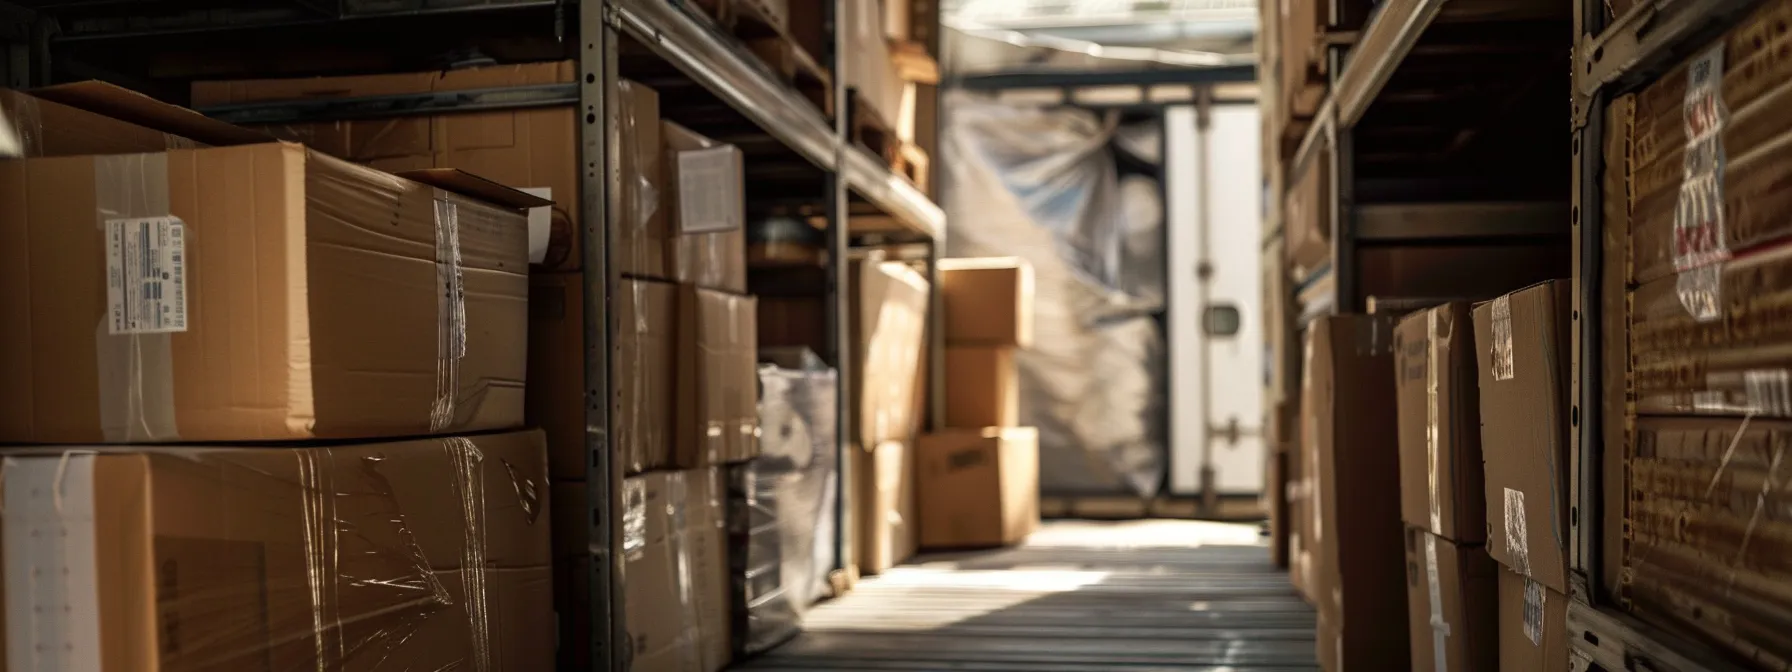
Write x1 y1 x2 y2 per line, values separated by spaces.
731 519 1321 671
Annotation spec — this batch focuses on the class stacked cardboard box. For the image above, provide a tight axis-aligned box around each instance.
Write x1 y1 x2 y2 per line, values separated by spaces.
1613 4 1792 665
1395 303 1499 672
1472 281 1573 672
850 257 932 573
1300 315 1409 671
916 258 1039 551
0 83 554 668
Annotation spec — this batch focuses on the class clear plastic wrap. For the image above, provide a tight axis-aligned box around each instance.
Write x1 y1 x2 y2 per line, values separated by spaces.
728 363 840 656
0 430 554 671
940 91 1166 496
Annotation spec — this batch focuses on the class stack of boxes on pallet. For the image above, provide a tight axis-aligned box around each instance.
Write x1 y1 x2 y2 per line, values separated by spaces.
0 83 556 669
187 64 760 669
1606 2 1792 666
1293 279 1576 672
917 258 1041 551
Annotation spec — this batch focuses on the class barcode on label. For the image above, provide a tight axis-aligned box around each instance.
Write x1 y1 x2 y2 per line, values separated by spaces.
105 216 189 335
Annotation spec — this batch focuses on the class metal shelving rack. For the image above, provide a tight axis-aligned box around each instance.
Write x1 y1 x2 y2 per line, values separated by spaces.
0 0 947 668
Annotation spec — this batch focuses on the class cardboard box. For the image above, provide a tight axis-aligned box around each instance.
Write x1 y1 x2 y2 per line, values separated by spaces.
1631 244 1792 417
843 0 905 125
678 287 761 467
527 274 675 479
1302 315 1409 669
916 427 1040 549
1285 149 1331 281
851 259 931 448
854 440 916 575
1629 0 1792 284
943 346 1019 428
1268 448 1291 569
190 63 602 272
939 257 1033 347
1 87 203 157
1473 281 1572 592
595 469 731 672
661 121 747 293
1404 527 1499 672
0 142 543 443
0 430 553 671
1395 302 1487 543
1497 569 1568 672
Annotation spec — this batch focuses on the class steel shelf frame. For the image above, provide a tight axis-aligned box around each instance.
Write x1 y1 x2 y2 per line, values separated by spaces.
1567 0 1768 670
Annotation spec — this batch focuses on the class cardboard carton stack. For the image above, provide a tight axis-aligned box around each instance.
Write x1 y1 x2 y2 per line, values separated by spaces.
849 256 933 573
917 258 1040 551
1472 281 1573 672
1612 4 1792 664
1299 315 1409 671
0 83 555 669
1394 303 1499 672
192 66 758 671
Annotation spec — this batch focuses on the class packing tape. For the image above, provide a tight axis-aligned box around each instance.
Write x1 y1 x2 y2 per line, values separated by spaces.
1 94 37 158
1522 578 1545 647
1674 44 1730 324
3 454 102 672
1490 295 1514 381
1302 334 1324 547
667 472 706 670
1504 487 1531 577
430 194 467 433
623 477 648 559
1424 534 1451 672
94 153 182 443
1427 310 1443 535
444 437 494 671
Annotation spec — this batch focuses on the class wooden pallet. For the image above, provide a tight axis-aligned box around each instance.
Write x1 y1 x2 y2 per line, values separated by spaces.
746 36 834 119
893 141 928 191
848 91 898 165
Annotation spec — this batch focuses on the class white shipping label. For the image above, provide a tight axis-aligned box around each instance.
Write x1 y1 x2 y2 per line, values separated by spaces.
105 216 188 335
676 146 743 234
523 187 553 265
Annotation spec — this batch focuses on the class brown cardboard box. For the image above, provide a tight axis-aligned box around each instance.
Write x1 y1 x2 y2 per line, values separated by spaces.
0 142 542 443
852 259 931 448
585 469 730 672
1285 149 1331 281
1267 448 1290 568
943 346 1019 428
1473 281 1572 592
1626 417 1792 669
1497 569 1568 672
1629 0 1792 284
189 64 656 275
661 121 747 293
843 0 905 124
1395 302 1487 543
0 430 553 671
916 427 1040 549
527 274 675 479
1403 527 1500 672
1 87 203 157
939 257 1034 347
678 286 761 467
1631 244 1792 416
1302 315 1409 669
854 440 916 575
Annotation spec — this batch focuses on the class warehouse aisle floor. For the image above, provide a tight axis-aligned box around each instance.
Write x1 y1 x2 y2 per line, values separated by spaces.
731 519 1320 671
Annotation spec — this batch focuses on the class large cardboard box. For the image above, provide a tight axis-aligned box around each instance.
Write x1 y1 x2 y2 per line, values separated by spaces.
661 121 747 293
1497 569 1568 672
0 142 543 443
939 257 1034 347
1473 281 1572 593
916 427 1040 549
1302 315 1409 669
943 346 1019 428
0 430 554 671
527 274 675 479
851 259 931 448
1631 244 1792 417
190 63 604 272
1404 527 1499 672
678 286 761 467
843 0 905 125
854 440 916 575
1395 302 1486 543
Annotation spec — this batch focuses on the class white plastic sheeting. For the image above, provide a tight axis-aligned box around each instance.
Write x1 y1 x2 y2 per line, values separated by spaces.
942 92 1167 497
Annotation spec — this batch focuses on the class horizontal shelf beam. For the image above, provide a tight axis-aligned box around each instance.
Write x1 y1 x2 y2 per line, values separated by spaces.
1335 0 1449 127
1577 0 1762 96
953 64 1256 91
841 144 945 240
197 83 578 124
1355 201 1569 241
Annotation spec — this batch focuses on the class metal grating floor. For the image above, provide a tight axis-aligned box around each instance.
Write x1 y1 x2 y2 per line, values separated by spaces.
732 519 1320 671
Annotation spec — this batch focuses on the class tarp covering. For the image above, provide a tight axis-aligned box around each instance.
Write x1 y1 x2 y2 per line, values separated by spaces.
941 91 1167 497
